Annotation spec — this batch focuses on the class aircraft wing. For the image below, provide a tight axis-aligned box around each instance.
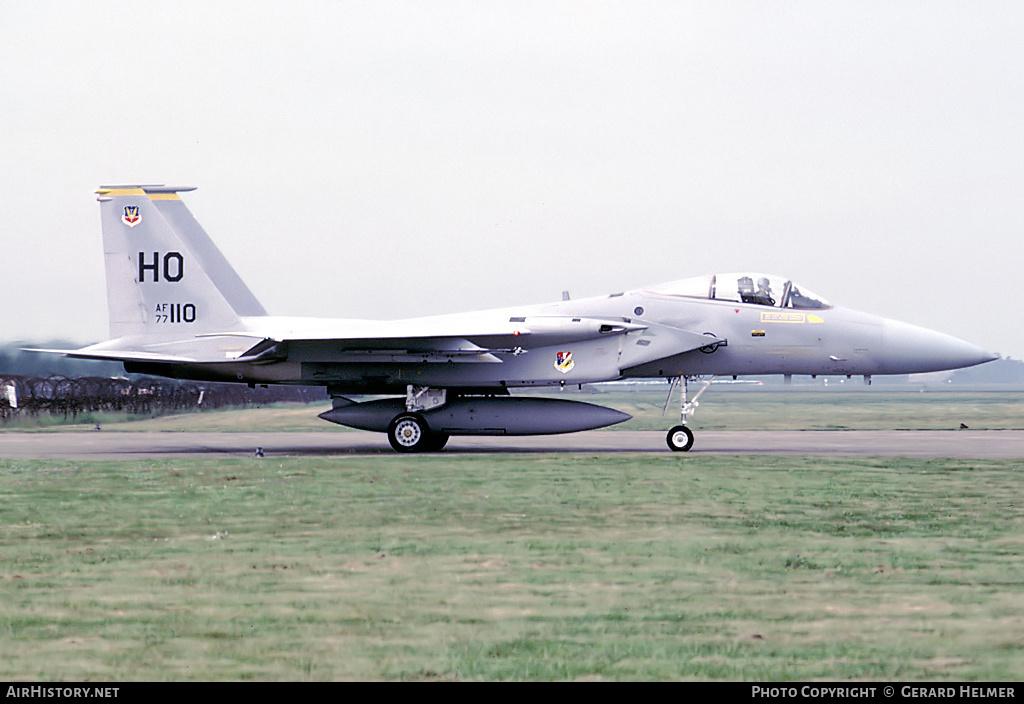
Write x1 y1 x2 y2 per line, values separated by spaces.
241 314 648 346
26 316 649 365
27 316 725 370
233 315 659 364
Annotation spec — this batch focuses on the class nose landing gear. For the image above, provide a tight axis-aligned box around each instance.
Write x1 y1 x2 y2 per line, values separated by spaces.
663 375 715 452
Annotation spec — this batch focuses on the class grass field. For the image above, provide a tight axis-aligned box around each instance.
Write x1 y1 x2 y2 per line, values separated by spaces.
2 450 1023 680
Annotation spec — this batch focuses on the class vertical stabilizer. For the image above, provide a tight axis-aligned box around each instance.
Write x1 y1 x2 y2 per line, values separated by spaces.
96 185 266 340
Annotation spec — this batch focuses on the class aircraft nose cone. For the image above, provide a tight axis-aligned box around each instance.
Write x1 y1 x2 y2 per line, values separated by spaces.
881 320 997 374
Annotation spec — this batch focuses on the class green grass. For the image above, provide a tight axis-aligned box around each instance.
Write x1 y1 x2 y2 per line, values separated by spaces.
2 453 1023 680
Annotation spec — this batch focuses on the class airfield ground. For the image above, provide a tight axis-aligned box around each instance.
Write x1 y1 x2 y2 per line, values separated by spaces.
1 389 1022 680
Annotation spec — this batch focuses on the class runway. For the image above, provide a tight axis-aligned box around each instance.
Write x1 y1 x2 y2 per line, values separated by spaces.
1 429 1023 459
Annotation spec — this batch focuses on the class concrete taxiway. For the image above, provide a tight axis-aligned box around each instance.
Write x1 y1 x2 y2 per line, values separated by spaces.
1 430 1023 459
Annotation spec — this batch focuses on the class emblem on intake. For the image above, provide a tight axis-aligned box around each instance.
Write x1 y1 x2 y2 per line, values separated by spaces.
555 350 574 374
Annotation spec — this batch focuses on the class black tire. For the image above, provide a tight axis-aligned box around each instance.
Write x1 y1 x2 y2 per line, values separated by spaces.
387 413 431 453
423 432 450 452
666 425 694 452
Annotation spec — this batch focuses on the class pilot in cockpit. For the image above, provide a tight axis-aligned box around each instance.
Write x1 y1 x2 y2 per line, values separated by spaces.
737 276 776 306
754 277 775 306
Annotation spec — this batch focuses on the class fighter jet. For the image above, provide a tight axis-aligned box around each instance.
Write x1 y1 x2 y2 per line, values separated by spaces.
31 185 997 452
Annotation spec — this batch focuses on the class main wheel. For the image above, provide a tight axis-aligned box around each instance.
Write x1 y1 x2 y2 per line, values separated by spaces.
388 413 431 453
666 425 694 452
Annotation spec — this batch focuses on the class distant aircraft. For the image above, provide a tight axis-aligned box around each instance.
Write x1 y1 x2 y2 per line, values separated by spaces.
31 185 997 452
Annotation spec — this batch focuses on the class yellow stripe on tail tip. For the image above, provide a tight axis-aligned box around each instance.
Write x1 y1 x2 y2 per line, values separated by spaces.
95 188 146 196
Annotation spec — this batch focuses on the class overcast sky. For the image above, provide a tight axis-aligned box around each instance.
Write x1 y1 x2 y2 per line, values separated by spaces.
2 2 1022 359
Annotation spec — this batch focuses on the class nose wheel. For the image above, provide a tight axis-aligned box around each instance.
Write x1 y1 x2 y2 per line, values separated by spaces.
666 425 694 452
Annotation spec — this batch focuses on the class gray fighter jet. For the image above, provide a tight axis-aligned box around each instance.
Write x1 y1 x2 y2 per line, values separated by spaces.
32 185 997 452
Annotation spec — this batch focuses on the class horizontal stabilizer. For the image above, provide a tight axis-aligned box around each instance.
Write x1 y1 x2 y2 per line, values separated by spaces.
23 333 276 366
23 347 201 364
22 347 275 366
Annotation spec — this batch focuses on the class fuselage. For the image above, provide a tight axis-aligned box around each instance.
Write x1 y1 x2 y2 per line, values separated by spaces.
122 275 996 393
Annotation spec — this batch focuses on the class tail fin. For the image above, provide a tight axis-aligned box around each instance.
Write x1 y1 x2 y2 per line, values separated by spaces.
96 185 266 340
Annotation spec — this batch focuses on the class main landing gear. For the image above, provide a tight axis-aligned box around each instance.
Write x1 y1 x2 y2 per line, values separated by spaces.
387 413 449 453
664 375 715 452
387 386 450 453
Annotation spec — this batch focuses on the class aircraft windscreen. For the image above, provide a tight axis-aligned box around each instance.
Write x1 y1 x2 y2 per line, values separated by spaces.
649 274 831 309
716 273 830 309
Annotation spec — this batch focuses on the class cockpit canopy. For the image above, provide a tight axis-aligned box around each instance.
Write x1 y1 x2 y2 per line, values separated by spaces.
648 273 831 309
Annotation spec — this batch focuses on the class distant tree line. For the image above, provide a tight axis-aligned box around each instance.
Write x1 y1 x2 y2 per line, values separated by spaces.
0 375 324 422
